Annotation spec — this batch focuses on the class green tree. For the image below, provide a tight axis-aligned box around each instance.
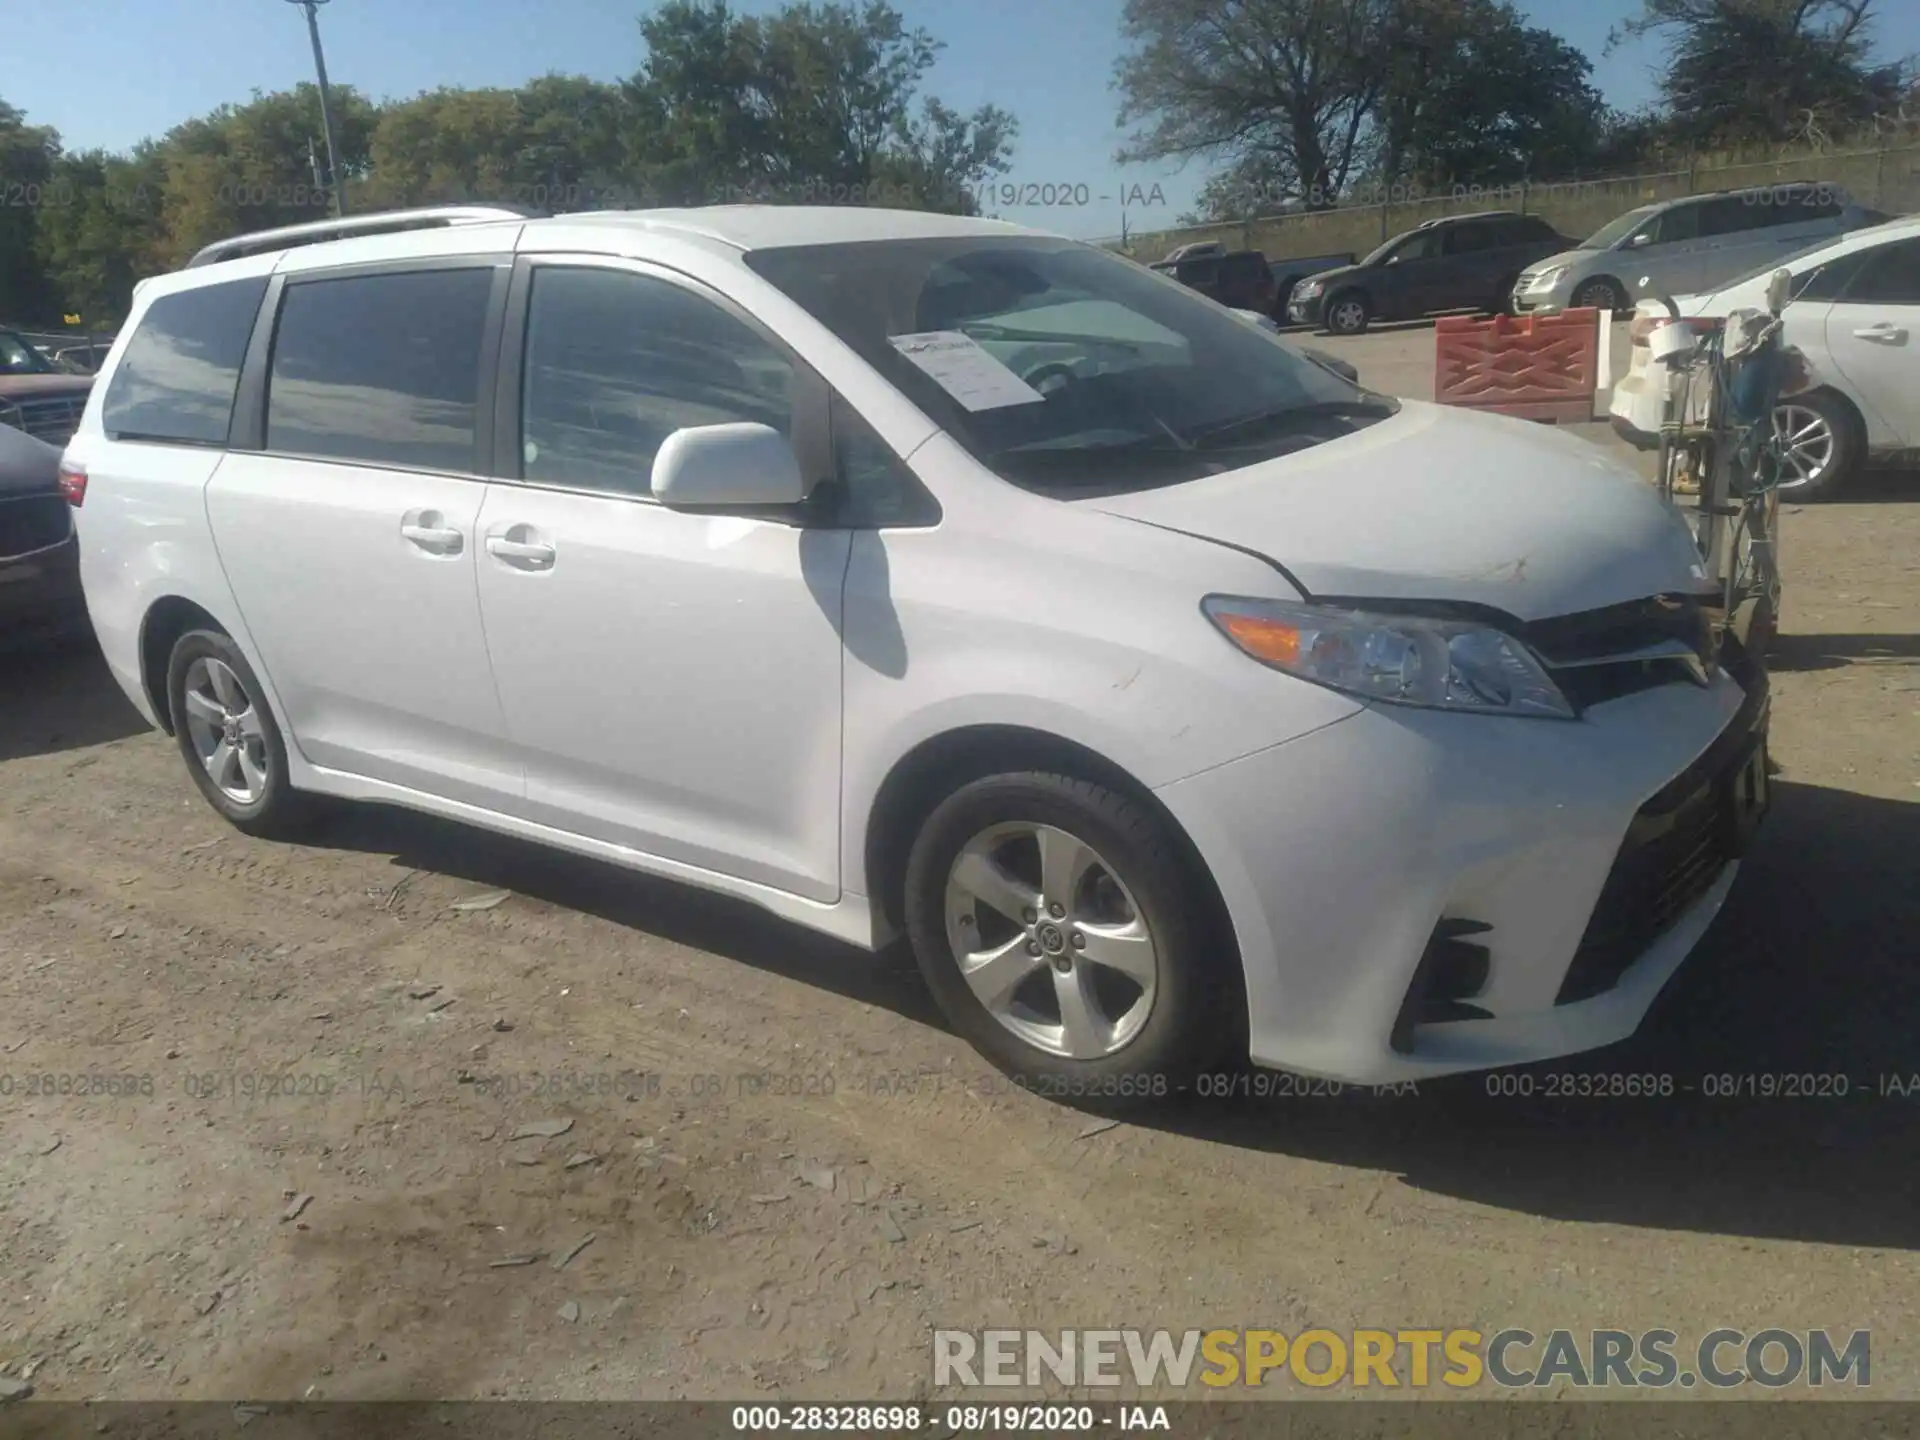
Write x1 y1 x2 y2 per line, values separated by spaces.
0 100 60 323
1369 0 1608 187
1115 0 1395 215
32 147 167 325
1614 0 1910 147
154 84 380 267
626 0 1015 207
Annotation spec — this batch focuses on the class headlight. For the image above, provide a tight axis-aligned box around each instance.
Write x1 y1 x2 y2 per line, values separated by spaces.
1202 596 1575 718
1295 279 1324 299
1528 266 1569 290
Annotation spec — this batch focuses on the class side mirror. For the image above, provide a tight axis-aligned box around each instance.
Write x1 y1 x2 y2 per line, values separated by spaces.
1765 267 1792 314
1627 232 1652 248
652 422 809 509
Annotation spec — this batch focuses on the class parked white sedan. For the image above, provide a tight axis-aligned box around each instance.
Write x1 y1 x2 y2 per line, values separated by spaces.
1611 213 1920 500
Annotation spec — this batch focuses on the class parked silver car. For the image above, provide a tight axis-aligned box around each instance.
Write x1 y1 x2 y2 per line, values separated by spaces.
1512 183 1880 315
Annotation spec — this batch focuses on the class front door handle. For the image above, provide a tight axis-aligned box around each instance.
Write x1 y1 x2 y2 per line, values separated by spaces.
399 510 463 555
485 528 557 570
1852 323 1907 342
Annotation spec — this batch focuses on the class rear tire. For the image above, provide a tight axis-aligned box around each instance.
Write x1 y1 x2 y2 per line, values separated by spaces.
166 629 312 840
1768 390 1859 502
903 772 1232 1107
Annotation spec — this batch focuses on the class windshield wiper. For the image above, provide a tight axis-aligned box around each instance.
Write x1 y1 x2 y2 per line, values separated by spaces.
1183 396 1397 449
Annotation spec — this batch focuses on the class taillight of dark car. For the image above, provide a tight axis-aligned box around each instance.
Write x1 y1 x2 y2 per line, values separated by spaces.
58 459 87 507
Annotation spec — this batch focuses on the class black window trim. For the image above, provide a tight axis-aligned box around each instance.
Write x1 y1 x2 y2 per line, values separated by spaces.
103 274 273 449
491 253 852 528
232 253 512 481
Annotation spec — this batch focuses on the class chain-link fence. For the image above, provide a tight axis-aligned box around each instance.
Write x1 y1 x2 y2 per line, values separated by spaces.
1108 142 1920 262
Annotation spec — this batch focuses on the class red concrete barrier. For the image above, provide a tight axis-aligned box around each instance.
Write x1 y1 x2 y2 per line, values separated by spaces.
1434 308 1603 423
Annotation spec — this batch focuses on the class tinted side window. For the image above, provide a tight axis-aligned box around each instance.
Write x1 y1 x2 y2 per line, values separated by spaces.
266 268 493 472
1794 248 1873 302
1697 198 1764 238
1650 203 1701 244
1444 223 1498 255
102 277 267 445
521 267 794 497
1842 238 1920 304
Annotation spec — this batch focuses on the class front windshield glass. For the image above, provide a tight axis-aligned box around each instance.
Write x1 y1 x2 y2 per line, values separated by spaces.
0 331 54 376
745 236 1396 495
1360 229 1433 267
1579 205 1661 250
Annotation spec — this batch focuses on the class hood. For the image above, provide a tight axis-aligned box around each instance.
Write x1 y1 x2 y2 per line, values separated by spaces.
0 373 95 399
1090 401 1710 622
1296 262 1368 291
0 420 63 497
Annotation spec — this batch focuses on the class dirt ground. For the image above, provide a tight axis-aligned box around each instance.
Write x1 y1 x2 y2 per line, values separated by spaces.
3 337 1917 1404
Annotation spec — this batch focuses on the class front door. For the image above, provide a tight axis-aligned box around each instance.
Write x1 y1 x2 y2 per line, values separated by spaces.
474 260 850 901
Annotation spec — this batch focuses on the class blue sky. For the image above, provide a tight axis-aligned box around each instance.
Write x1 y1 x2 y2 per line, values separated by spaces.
6 0 1916 239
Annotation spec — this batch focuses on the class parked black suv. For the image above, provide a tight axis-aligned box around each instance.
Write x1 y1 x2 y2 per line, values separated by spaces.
1150 248 1278 315
1286 212 1569 334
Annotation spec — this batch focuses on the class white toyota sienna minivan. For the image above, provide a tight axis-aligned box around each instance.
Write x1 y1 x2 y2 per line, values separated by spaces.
62 204 1770 1101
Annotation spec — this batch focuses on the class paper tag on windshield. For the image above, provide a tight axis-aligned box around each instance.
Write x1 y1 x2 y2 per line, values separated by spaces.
887 331 1046 411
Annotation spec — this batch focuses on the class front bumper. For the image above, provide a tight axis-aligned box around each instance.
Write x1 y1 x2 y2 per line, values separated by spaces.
1155 666 1765 1084
0 531 89 652
1511 282 1573 316
1286 293 1326 327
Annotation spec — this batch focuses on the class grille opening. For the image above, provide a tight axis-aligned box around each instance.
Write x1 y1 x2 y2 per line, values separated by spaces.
1556 676 1767 1005
1390 919 1494 1054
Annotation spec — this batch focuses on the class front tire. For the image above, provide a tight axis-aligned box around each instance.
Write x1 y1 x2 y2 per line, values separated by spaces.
1324 291 1370 335
166 629 310 839
1571 277 1627 313
903 772 1231 1105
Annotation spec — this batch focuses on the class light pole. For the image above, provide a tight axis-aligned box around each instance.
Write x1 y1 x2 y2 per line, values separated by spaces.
284 0 346 216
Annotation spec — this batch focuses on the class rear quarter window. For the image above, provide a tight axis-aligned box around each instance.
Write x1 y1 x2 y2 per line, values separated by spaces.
101 277 268 445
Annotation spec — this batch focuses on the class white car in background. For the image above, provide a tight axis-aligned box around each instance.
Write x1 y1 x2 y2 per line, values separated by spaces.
1611 213 1920 500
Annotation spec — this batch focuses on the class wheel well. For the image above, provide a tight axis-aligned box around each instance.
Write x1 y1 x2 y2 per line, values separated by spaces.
863 726 1244 1012
139 597 225 734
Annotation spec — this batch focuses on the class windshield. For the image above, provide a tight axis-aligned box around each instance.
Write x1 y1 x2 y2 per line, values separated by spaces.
744 236 1394 494
1360 229 1433 267
0 330 54 376
1579 205 1662 251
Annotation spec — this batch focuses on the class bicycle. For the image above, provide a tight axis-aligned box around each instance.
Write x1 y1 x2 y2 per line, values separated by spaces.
1642 268 1810 658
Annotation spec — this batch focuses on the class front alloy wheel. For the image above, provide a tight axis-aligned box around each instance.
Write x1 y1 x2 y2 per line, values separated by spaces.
903 772 1234 1103
944 822 1158 1059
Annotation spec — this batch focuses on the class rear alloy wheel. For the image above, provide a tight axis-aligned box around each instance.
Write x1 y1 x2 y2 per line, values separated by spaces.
1572 277 1628 313
1324 292 1370 335
167 629 311 838
1767 392 1857 501
904 773 1231 1103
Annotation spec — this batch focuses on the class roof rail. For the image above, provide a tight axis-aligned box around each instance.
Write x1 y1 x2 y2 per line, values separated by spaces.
185 204 541 269
1416 209 1524 228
